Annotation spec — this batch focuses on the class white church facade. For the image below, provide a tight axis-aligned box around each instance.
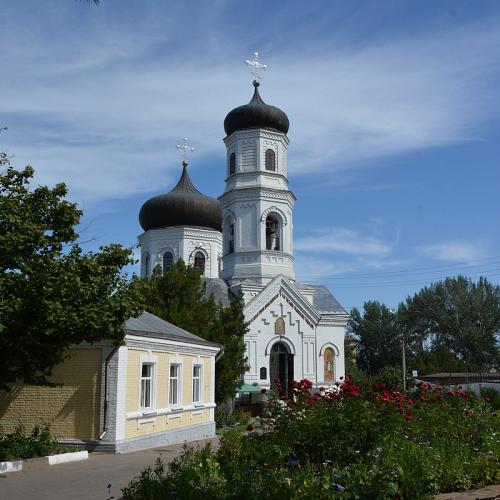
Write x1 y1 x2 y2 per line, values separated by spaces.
138 73 348 393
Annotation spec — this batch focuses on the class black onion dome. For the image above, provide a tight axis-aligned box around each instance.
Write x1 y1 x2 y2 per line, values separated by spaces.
224 81 289 136
139 161 222 232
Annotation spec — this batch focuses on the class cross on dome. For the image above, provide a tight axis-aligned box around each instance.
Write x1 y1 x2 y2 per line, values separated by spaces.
245 51 268 82
176 137 195 164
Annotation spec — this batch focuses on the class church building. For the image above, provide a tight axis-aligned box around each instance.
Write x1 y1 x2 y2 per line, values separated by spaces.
138 58 348 393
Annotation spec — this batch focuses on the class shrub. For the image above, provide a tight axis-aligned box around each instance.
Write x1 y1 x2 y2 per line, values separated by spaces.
481 387 500 411
123 376 500 499
215 406 249 429
0 424 58 461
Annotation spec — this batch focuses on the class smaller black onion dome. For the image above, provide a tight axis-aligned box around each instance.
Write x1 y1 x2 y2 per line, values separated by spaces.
224 81 289 136
139 161 222 232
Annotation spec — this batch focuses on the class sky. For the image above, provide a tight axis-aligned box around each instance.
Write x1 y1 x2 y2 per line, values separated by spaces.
1 0 500 311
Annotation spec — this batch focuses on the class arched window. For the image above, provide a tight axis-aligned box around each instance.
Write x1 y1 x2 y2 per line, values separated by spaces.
143 253 150 277
229 152 236 176
265 149 276 171
225 215 235 254
265 215 280 251
163 251 173 271
228 221 235 253
193 251 205 274
324 347 335 382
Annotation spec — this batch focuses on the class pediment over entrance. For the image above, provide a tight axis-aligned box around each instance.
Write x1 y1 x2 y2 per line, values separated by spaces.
243 274 321 327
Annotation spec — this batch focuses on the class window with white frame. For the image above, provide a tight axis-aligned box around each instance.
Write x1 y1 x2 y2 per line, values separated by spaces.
140 363 154 410
192 364 202 404
169 363 181 406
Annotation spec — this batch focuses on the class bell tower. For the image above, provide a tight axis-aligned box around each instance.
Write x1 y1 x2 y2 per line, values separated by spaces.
219 53 295 285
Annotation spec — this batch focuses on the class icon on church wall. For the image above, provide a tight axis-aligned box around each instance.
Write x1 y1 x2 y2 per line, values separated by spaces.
324 347 334 381
274 316 285 335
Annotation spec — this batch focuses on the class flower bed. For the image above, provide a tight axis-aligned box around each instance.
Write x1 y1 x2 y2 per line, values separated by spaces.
122 376 499 499
0 424 59 461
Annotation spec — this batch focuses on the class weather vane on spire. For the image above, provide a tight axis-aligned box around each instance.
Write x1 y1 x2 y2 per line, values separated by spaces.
176 137 195 164
245 51 268 82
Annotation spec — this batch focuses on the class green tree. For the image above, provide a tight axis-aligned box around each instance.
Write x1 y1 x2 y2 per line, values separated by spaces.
347 301 402 375
400 276 500 371
143 260 248 403
0 158 143 390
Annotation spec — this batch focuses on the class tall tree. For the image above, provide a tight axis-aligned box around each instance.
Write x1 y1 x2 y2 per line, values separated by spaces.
0 158 143 390
400 276 500 371
347 301 402 375
143 260 248 403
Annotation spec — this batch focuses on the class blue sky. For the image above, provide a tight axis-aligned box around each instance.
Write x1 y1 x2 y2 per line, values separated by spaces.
1 0 500 311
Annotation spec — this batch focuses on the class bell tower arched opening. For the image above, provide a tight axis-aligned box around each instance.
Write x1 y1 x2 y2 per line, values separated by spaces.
265 215 280 251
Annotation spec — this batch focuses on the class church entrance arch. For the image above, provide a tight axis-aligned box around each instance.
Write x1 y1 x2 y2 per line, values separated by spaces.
270 342 294 395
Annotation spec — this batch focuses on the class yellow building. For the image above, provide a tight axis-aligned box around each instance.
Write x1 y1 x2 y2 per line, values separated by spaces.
0 312 221 453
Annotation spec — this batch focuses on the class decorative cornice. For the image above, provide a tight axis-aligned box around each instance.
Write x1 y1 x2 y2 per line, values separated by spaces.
219 187 296 206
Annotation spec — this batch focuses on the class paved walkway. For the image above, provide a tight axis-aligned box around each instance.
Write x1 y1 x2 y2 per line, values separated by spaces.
435 484 500 499
0 437 218 500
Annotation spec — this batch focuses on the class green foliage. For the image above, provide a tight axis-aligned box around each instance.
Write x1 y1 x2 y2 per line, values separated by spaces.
122 377 500 499
143 260 248 403
0 160 143 389
373 365 405 391
0 424 58 461
413 344 470 375
347 301 402 375
400 276 500 371
481 387 500 411
214 407 249 429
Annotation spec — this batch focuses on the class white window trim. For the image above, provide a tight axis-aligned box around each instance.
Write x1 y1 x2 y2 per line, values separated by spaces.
139 353 158 414
168 359 183 409
139 362 156 413
192 362 203 405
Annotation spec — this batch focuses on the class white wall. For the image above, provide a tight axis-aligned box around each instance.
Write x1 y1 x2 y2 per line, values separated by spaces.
138 226 223 278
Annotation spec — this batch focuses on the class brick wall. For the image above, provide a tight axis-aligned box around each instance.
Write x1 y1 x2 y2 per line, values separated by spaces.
0 347 103 440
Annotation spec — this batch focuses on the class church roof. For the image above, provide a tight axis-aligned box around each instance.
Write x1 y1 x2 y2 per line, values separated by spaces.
224 81 289 137
304 284 347 314
139 162 223 232
125 311 220 348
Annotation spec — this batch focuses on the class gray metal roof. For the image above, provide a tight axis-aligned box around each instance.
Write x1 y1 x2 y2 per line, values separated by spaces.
301 284 346 314
203 278 231 307
125 311 220 348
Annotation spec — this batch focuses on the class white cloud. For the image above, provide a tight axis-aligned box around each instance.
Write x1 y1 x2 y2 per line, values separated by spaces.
417 241 489 262
1 7 499 205
294 255 358 281
295 227 393 258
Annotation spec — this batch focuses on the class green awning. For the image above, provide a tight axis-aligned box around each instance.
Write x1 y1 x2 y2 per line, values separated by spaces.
236 384 264 394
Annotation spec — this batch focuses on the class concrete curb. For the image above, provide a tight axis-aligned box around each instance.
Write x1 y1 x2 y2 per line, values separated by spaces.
0 460 23 473
47 450 88 465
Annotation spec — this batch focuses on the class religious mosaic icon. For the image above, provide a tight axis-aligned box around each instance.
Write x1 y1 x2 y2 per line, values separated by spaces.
324 347 334 381
274 316 285 335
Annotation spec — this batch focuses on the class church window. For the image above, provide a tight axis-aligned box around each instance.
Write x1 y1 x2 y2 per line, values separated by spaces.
169 363 181 406
192 364 202 404
265 215 280 251
260 367 267 380
140 363 154 410
228 221 235 253
194 251 206 274
229 152 236 176
163 251 173 270
324 348 335 382
265 149 276 171
143 253 150 277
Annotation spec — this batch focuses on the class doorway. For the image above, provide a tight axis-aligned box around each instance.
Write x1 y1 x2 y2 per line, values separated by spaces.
269 342 294 395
